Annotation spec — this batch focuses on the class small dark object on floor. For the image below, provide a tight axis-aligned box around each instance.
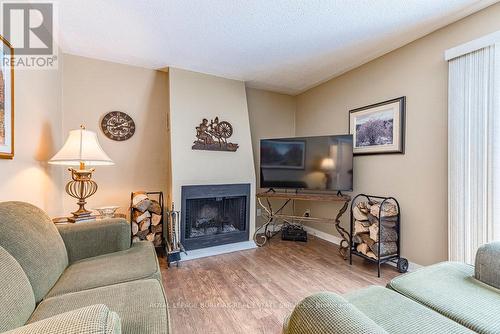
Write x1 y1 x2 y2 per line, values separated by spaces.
167 251 181 267
281 224 307 242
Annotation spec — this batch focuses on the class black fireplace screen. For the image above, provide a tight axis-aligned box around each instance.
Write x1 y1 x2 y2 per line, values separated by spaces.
185 196 247 239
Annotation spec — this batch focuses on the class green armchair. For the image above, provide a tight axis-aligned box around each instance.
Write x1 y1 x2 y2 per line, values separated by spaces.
0 201 169 334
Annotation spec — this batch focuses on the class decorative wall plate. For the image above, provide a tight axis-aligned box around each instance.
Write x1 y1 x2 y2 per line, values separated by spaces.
101 111 136 141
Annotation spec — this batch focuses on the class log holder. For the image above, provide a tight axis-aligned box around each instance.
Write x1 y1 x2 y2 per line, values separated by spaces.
349 194 408 277
129 191 166 254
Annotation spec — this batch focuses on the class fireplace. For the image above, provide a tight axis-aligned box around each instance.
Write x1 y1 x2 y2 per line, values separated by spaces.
181 184 250 250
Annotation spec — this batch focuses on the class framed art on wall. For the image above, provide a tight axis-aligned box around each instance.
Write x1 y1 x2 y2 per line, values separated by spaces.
349 97 405 156
0 36 14 159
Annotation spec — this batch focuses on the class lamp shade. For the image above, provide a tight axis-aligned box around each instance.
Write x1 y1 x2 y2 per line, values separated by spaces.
320 157 335 171
49 128 114 166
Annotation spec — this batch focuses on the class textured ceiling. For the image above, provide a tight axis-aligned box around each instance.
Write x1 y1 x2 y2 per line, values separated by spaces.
57 0 498 95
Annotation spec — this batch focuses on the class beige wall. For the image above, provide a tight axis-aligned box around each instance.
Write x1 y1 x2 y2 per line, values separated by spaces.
294 3 500 265
61 54 169 216
0 66 63 216
169 68 256 238
246 88 296 225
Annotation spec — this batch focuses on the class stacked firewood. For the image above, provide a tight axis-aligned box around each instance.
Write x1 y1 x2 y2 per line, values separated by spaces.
352 201 398 259
131 192 163 247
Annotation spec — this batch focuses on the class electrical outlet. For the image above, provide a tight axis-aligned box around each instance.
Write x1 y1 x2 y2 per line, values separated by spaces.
257 208 262 217
304 209 311 217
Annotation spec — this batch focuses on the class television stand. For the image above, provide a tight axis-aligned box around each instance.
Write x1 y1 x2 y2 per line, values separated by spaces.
254 191 352 259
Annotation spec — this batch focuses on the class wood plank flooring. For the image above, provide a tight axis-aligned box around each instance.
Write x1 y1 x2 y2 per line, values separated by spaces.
160 236 400 334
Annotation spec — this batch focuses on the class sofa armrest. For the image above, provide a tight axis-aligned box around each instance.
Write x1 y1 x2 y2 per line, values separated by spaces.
283 292 388 334
57 218 131 263
3 304 121 334
475 241 500 289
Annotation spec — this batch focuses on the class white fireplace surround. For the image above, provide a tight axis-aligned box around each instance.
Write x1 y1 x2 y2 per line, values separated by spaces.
169 68 257 256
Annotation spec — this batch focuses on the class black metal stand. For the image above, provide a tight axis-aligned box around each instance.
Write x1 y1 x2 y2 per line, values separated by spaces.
349 194 408 277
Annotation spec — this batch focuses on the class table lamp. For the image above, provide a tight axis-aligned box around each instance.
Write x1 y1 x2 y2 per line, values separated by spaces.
321 157 336 190
49 125 114 222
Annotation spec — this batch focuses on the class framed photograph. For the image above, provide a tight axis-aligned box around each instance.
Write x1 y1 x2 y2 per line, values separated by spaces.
349 97 405 156
261 140 305 169
0 36 14 159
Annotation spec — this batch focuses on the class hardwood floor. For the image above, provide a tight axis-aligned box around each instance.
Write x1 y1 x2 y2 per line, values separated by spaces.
160 236 400 334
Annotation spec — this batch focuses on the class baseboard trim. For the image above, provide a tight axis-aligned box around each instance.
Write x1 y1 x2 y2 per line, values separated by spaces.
302 225 422 272
180 241 257 262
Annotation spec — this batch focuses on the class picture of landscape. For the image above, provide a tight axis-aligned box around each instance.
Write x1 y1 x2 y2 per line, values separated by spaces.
354 109 394 147
349 97 405 155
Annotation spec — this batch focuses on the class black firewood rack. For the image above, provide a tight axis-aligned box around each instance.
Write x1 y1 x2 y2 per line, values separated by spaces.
349 194 408 277
129 191 165 254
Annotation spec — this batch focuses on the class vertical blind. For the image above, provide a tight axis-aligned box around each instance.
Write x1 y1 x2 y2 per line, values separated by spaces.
448 44 500 264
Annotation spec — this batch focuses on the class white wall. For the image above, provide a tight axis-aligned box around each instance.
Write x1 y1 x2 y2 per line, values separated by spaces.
61 54 169 215
0 66 63 216
246 88 296 225
169 68 256 238
294 2 500 265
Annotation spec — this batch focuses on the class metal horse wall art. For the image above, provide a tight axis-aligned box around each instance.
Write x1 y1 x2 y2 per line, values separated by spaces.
192 117 239 152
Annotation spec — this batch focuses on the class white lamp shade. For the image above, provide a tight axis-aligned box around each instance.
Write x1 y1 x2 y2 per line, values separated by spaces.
320 157 335 171
49 128 114 166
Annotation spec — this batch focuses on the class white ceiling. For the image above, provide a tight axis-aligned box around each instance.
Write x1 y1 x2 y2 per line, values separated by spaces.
57 0 498 95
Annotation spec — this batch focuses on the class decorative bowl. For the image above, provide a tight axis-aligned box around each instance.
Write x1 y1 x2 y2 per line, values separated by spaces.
94 206 120 218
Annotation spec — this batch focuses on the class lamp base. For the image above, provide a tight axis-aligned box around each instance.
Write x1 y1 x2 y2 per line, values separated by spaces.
65 167 98 223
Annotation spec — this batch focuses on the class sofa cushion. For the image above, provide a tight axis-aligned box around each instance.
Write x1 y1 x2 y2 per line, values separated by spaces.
388 262 500 334
475 242 500 289
4 304 121 334
29 279 169 334
0 246 35 332
0 202 68 303
284 292 388 334
46 241 161 298
346 286 474 334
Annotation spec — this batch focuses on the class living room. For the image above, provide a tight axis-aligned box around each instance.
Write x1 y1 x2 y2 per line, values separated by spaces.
1 1 500 333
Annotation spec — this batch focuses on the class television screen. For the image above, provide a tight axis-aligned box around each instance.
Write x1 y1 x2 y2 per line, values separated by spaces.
260 135 353 191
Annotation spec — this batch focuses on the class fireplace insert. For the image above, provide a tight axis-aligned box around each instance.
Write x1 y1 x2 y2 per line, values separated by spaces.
181 184 250 250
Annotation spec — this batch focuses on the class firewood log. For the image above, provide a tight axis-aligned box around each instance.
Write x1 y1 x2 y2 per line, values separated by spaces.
354 220 370 235
146 233 155 242
153 234 163 247
132 192 147 205
151 213 162 226
359 233 375 248
370 223 398 243
136 229 149 240
148 200 162 215
352 206 368 221
369 241 398 257
139 218 151 231
356 243 369 254
131 222 139 235
151 224 163 234
133 210 151 223
132 192 150 210
134 199 152 212
370 202 398 218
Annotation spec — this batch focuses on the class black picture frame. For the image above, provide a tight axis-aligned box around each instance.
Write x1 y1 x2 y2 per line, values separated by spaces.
349 96 406 156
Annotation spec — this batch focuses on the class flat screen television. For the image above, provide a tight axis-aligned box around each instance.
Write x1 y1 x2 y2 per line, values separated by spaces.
260 135 353 191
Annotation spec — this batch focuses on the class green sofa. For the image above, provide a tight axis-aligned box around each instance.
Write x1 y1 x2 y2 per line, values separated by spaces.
284 242 500 334
0 201 169 334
